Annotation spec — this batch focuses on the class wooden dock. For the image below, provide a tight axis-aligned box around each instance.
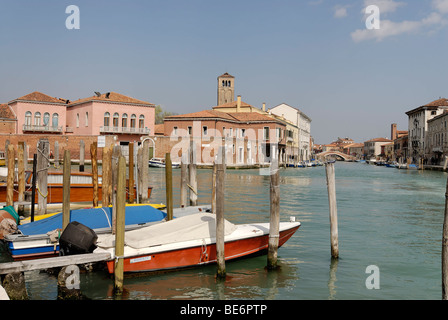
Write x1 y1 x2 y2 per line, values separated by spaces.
0 252 111 275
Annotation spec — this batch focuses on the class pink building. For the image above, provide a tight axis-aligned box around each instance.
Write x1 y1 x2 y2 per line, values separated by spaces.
66 92 155 142
4 91 155 142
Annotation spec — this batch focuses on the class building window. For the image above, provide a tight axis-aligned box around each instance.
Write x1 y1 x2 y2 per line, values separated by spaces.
25 111 32 126
113 113 119 128
76 113 80 127
203 126 208 136
52 113 59 128
122 113 127 128
85 112 89 127
34 112 41 126
173 126 178 135
263 127 269 140
130 114 136 128
241 128 246 137
43 112 50 126
104 112 110 127
139 115 145 128
188 126 192 135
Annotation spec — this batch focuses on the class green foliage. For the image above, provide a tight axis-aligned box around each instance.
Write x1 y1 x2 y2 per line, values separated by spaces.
155 105 177 124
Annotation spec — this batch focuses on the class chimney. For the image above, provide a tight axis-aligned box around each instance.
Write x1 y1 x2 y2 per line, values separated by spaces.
262 102 266 112
237 95 241 113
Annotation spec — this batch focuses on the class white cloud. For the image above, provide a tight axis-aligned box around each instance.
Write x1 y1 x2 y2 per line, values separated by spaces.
334 6 348 18
363 0 406 14
351 1 448 42
433 0 448 13
351 12 447 42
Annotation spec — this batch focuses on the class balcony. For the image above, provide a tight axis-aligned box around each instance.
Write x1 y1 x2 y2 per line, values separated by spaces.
23 124 63 133
100 126 150 135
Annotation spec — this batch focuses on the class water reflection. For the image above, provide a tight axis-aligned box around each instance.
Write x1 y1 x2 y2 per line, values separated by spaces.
98 256 299 300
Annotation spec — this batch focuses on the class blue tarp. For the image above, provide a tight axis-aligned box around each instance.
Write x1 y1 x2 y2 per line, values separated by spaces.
18 205 167 236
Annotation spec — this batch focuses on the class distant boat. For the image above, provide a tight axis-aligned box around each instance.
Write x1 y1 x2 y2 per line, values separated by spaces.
149 158 180 168
95 212 301 274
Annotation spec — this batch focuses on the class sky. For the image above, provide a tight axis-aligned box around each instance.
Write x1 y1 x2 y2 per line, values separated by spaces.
1 0 448 144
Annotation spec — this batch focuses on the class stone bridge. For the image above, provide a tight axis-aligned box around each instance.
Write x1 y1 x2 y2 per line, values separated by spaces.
315 151 356 161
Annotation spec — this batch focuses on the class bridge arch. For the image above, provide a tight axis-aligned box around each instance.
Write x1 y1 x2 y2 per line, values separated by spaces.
315 151 356 161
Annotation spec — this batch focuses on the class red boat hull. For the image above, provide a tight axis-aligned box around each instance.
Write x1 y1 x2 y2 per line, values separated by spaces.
106 224 300 274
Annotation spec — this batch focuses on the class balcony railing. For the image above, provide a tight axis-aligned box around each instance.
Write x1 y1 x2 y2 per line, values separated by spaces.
23 124 63 133
100 126 150 135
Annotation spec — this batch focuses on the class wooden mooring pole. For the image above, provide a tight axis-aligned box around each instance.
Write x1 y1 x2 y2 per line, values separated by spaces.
30 154 37 222
114 155 126 295
325 162 339 259
442 174 448 299
102 145 112 207
189 140 198 206
6 144 14 207
128 142 135 204
267 166 280 270
165 153 173 221
180 152 188 208
216 146 226 279
62 150 71 231
90 142 98 208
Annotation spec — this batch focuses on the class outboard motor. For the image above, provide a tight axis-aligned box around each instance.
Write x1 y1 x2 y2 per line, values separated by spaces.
59 221 98 256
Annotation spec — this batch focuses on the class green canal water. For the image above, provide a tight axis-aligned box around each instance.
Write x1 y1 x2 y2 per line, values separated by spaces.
1 162 446 300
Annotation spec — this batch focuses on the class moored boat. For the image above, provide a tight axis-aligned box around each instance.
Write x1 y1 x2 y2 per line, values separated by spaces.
0 170 152 204
149 158 180 168
4 204 211 261
94 212 301 274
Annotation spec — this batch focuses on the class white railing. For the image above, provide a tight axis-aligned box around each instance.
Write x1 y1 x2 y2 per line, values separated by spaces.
100 126 150 134
23 124 63 133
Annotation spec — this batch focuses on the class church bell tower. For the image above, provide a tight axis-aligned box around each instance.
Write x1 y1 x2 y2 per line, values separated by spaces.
217 73 235 106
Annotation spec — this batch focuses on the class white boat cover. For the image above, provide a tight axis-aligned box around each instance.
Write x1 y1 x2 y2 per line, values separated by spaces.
97 212 237 249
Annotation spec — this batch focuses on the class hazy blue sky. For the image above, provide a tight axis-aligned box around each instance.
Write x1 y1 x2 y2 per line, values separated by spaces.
1 0 448 144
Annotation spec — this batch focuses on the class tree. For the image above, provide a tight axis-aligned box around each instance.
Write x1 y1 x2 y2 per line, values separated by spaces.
155 105 177 124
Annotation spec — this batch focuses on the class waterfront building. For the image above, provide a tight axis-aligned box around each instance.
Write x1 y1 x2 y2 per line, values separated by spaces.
0 90 156 159
269 103 312 162
426 110 448 164
364 137 393 159
405 98 448 163
163 100 287 166
345 143 364 159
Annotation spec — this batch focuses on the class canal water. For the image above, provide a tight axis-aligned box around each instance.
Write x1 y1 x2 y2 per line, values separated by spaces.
1 162 446 300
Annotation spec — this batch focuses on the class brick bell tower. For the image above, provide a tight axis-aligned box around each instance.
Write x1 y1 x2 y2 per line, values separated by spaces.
217 73 235 106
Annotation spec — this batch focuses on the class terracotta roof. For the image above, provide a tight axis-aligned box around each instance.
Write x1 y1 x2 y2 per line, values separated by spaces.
227 112 278 123
0 104 16 119
424 98 448 107
218 72 234 78
154 124 165 135
365 138 392 143
69 92 154 106
11 91 66 104
212 100 253 109
165 110 237 121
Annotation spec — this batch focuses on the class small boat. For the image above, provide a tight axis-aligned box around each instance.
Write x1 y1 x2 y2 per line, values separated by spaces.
95 212 301 274
149 158 180 168
0 171 152 204
4 204 211 261
408 164 419 170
